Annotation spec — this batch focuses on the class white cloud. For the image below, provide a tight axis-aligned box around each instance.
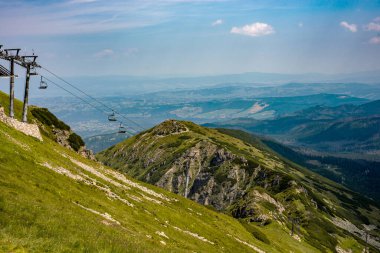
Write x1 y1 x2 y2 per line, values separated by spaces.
211 19 223 26
230 22 275 37
298 22 303 28
340 21 357 32
94 49 114 58
364 22 380 31
369 36 380 44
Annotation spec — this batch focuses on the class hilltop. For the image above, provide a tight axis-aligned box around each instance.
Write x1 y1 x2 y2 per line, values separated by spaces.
97 119 380 252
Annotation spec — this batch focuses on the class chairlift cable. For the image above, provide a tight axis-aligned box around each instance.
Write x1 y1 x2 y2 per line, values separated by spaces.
42 76 135 135
40 66 145 131
42 76 107 115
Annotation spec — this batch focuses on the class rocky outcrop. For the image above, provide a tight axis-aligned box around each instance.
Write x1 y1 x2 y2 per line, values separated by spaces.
78 147 96 160
155 140 251 210
51 128 95 160
152 119 188 136
0 107 42 141
53 129 73 149
98 120 288 212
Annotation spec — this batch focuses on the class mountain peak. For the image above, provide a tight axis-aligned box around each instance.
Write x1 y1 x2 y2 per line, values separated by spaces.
152 119 190 136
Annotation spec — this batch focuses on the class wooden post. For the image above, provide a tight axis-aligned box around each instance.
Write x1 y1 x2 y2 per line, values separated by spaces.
22 65 30 122
9 58 15 118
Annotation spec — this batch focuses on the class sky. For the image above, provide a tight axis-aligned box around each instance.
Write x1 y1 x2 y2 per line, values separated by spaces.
1 0 380 77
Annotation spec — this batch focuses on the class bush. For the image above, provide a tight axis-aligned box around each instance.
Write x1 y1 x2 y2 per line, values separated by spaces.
241 221 270 244
178 135 191 140
166 140 182 148
31 108 70 131
68 133 85 151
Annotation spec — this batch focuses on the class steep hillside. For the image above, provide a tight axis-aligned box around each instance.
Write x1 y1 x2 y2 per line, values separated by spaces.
97 120 380 252
255 137 380 203
300 116 380 149
0 111 284 252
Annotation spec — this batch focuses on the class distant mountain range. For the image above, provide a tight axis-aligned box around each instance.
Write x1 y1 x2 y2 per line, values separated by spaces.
34 92 369 137
84 132 130 153
205 99 380 156
18 69 380 99
135 82 380 102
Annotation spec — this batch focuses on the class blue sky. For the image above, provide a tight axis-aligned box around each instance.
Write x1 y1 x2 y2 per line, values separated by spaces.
1 0 380 76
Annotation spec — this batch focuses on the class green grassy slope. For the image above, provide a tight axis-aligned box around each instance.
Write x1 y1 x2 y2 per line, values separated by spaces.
97 120 380 253
0 122 267 252
0 90 32 121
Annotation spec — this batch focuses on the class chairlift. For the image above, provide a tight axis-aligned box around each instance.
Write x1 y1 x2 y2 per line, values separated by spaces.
118 123 127 134
108 111 117 121
39 76 48 89
30 67 38 76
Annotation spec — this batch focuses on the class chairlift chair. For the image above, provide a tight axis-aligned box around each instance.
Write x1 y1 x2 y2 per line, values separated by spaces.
108 111 117 121
118 123 127 134
30 67 38 76
39 76 48 89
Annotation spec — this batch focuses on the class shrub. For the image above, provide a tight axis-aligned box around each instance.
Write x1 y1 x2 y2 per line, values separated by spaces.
31 108 70 131
241 222 270 244
166 140 182 148
178 135 191 140
68 133 85 151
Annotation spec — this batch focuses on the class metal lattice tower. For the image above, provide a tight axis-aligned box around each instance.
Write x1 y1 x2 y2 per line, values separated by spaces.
0 45 40 122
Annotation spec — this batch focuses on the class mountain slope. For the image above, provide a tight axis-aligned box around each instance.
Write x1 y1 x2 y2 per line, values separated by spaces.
253 136 380 203
97 120 380 252
300 116 380 147
0 112 288 252
204 99 380 154
84 132 130 153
